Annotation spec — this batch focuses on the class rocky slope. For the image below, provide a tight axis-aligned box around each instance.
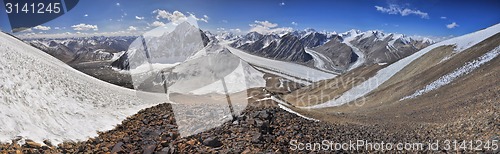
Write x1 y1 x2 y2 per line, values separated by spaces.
1 90 497 153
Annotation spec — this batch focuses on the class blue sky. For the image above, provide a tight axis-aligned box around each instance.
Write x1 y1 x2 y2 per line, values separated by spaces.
1 0 499 39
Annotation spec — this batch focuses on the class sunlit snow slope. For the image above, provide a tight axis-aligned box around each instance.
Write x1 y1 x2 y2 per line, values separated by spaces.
0 33 168 144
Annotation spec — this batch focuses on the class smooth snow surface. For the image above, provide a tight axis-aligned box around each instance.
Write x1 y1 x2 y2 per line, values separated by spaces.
0 33 168 144
189 61 266 95
223 43 336 83
111 51 125 61
253 67 312 85
271 96 319 121
401 45 500 100
307 23 500 109
129 63 180 74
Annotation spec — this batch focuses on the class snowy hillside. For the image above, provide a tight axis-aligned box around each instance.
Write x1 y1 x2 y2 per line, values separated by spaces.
308 23 500 108
0 32 168 144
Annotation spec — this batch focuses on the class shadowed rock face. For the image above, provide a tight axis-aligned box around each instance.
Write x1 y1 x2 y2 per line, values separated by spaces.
231 32 331 64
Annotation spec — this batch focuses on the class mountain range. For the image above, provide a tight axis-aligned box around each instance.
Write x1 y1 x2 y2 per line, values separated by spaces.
225 28 434 73
26 36 136 64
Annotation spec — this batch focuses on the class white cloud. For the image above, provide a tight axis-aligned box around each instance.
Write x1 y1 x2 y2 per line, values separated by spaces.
151 21 166 27
249 20 292 34
33 25 51 31
127 26 138 31
446 22 459 29
375 4 429 19
153 9 209 23
279 2 285 6
116 3 120 6
135 16 144 20
71 23 98 31
291 22 298 26
188 12 209 23
54 27 60 30
440 16 447 19
84 14 88 17
153 9 188 23
254 20 278 28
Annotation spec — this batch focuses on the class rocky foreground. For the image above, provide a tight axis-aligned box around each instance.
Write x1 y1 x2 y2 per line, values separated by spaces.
1 96 498 153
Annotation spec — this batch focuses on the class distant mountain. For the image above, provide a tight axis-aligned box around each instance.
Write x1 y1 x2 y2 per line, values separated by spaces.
229 30 331 65
26 36 136 64
222 29 434 73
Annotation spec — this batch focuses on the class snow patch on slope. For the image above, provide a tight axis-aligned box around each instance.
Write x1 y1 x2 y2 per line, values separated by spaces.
254 67 312 85
190 61 265 95
271 96 319 121
401 45 500 100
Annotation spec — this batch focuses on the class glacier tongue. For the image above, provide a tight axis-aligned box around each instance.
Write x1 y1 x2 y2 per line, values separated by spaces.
0 32 168 144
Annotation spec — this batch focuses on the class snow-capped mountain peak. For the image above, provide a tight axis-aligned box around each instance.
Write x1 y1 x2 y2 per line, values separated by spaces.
215 31 237 41
342 29 362 37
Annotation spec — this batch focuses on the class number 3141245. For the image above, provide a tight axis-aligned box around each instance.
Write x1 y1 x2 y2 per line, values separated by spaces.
5 3 61 14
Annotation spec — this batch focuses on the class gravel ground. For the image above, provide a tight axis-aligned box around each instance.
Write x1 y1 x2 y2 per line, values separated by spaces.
1 96 498 153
